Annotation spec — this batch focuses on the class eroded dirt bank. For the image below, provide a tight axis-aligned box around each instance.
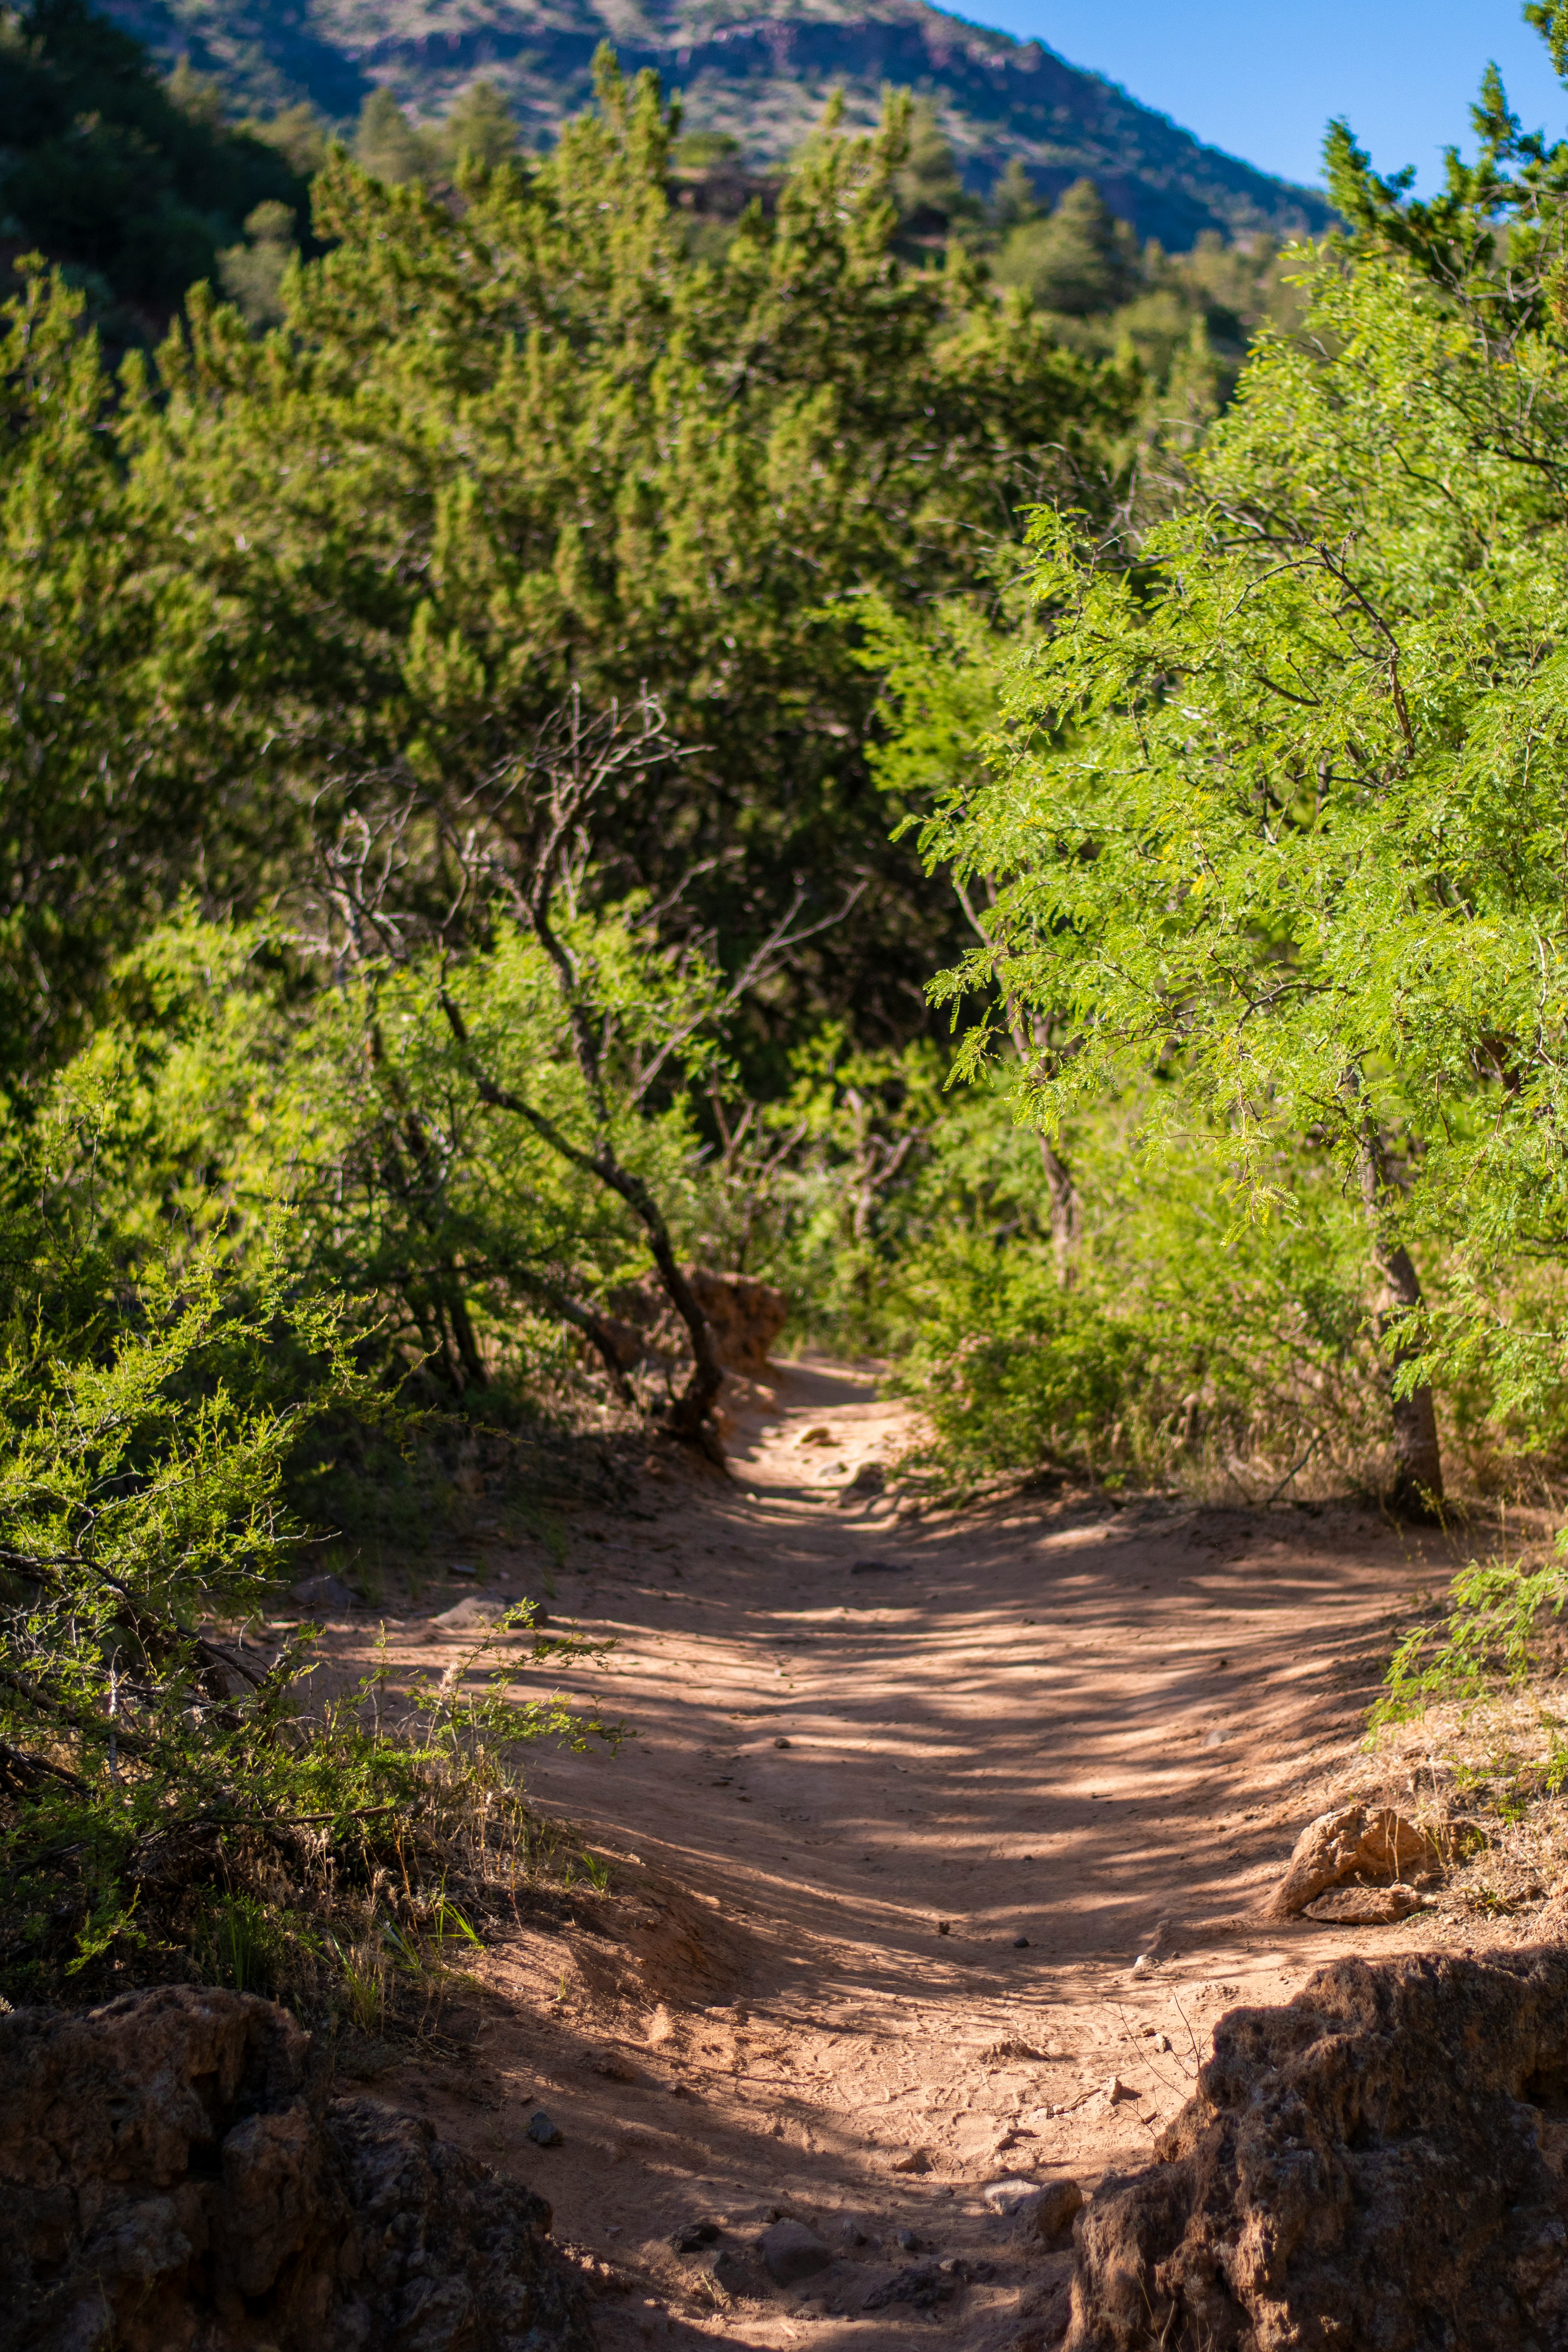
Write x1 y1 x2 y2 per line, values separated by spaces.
321 1358 1476 2349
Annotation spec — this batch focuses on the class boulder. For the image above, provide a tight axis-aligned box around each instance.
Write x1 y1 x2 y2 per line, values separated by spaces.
1264 1802 1439 1920
1065 1947 1568 2352
605 1266 789 1374
0 1983 594 2352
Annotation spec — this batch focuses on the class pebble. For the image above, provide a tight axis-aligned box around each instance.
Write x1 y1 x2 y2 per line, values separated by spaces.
710 2249 751 2296
838 2218 868 2246
774 1737 791 1748
525 2109 562 2146
894 2227 921 2250
1103 2075 1137 2106
1013 1935 1030 1949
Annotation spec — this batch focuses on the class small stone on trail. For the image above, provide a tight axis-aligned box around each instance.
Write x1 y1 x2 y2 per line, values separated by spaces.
982 2177 1043 2216
838 2218 868 2246
850 1560 912 1575
433 1595 525 1631
1102 2076 1136 2107
759 2219 832 2285
774 1737 791 1748
797 1426 835 1447
447 1562 479 1578
837 1462 887 1503
894 2228 920 2251
670 2220 721 2254
937 1920 950 1936
1013 1936 1030 1949
1154 2032 1171 2053
525 2110 562 2146
1131 1953 1152 1975
1203 1728 1225 1748
892 2148 933 2175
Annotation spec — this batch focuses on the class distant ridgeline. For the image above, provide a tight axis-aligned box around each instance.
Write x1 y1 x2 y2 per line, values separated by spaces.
98 0 1333 249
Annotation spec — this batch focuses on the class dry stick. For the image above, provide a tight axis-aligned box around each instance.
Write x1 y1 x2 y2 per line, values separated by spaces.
1263 1432 1322 1508
0 1737 87 1794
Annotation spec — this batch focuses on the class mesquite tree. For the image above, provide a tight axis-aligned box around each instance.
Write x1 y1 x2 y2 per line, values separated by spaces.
887 24 1568 1513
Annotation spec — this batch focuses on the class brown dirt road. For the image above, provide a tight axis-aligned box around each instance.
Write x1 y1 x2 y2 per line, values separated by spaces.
342 1356 1467 2349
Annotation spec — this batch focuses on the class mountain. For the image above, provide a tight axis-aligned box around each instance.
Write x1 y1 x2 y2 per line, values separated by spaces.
98 0 1336 250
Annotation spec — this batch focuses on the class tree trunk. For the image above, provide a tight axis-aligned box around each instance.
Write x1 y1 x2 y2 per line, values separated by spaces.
1356 1127 1443 1520
1039 1138 1079 1288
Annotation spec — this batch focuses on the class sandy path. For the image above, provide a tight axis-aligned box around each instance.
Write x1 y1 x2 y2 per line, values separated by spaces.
346 1357 1454 2349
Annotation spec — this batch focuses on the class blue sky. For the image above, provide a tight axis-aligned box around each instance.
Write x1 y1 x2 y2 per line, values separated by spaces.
962 2 1567 191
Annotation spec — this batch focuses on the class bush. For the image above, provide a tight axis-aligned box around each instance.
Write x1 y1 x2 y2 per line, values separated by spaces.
0 1214 617 2012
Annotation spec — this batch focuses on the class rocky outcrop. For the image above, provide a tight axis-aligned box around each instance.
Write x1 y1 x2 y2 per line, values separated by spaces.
607 1265 789 1375
1066 1948 1568 2351
1263 1802 1440 1921
0 1983 595 2352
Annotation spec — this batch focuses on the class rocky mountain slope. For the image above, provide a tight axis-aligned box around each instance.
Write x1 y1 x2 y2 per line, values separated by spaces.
100 0 1336 247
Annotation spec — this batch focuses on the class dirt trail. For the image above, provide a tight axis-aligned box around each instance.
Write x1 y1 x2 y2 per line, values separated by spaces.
347 1357 1460 2349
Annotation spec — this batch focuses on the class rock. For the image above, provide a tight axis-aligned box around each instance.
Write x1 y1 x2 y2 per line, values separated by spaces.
983 2175 1042 2213
1014 1935 1031 1949
797 1424 834 1447
526 2108 563 2146
891 2146 932 2173
1265 1802 1440 1920
759 2218 831 2285
670 2219 721 2254
0 1984 592 2352
1064 1947 1568 2352
287 1571 357 1614
1102 2075 1136 2106
433 1595 507 1630
837 2217 868 2246
1303 1882 1426 1924
773 1736 791 1748
1015 2177 1083 2248
836 1462 887 1504
709 2247 754 2298
607 1266 789 1374
894 2227 920 2250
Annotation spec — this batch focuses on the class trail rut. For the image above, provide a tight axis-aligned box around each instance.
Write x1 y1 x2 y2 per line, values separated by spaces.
334 1356 1467 2349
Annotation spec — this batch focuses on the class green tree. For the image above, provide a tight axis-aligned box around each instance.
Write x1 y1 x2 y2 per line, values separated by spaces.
353 87 433 185
994 178 1139 316
0 267 219 1083
0 0 306 314
121 56 1135 1064
887 24 1568 1514
218 197 297 326
438 80 522 173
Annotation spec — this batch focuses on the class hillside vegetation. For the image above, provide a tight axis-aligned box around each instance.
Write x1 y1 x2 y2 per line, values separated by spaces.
7 0 1568 2015
98 0 1334 249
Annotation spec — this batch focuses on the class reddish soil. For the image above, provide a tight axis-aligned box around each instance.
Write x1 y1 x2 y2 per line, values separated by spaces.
324 1356 1463 2349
